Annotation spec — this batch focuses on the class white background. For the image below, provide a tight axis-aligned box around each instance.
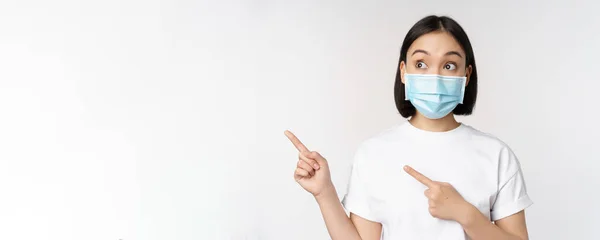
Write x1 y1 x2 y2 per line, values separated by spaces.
0 0 598 239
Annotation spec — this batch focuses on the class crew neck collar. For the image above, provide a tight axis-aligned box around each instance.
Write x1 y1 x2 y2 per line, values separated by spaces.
403 120 466 136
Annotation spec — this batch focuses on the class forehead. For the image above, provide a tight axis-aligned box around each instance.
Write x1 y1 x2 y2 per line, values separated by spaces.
407 31 464 57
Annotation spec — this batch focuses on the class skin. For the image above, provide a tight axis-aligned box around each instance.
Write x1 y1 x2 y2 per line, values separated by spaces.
285 31 530 240
285 130 368 240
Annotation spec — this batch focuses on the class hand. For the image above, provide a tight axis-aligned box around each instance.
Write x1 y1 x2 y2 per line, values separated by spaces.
285 130 334 197
403 165 474 223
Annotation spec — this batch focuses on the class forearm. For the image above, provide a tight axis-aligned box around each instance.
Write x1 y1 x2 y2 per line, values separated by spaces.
459 205 523 240
314 187 362 240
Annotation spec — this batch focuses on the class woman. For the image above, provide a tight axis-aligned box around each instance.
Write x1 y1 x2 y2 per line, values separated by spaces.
285 15 532 240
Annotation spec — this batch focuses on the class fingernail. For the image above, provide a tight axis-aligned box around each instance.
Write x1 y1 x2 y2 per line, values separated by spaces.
314 164 320 170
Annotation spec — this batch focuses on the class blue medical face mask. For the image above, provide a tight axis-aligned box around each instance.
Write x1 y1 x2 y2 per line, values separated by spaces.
404 73 467 119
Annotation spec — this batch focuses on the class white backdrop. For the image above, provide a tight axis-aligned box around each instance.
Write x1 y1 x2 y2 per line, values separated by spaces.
0 0 598 239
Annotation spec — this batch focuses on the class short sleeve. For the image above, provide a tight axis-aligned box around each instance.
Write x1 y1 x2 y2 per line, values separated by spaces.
490 147 533 221
341 145 379 222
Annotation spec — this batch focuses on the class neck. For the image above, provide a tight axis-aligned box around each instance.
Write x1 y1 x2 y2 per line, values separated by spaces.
409 113 461 132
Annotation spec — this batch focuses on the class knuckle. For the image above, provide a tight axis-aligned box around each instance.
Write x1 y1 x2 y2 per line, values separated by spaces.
429 207 436 214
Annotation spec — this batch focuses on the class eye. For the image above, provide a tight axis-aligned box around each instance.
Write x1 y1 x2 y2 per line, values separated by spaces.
444 62 457 70
416 61 428 69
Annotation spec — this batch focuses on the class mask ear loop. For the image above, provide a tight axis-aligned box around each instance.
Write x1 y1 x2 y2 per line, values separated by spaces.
404 74 410 101
458 77 466 104
460 66 470 103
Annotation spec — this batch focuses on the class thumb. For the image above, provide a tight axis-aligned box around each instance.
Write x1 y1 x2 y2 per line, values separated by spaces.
309 151 327 166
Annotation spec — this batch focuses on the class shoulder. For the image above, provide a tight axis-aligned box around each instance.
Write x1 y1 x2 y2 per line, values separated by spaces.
461 124 518 155
462 124 509 147
462 124 523 175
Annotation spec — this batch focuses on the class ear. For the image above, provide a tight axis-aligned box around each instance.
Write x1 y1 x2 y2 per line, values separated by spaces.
400 61 406 84
465 65 473 86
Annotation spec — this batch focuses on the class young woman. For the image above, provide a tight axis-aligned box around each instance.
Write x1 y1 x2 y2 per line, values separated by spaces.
285 15 532 240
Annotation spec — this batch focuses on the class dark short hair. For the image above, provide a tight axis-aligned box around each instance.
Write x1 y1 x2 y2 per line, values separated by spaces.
394 15 478 118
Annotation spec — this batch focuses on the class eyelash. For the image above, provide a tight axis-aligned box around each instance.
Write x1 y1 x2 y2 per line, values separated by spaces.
444 62 457 70
414 61 458 70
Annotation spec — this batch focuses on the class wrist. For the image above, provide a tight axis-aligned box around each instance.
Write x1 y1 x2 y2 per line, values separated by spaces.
457 202 480 227
314 183 337 202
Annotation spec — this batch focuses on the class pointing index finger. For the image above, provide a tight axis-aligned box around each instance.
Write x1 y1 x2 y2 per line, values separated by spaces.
284 130 309 152
404 165 435 187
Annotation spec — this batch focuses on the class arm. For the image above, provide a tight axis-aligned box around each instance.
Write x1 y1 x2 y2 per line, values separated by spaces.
284 131 381 240
459 147 531 240
459 207 529 240
403 165 530 240
315 187 382 240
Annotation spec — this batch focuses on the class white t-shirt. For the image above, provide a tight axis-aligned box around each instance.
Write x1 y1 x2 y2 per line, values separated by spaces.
341 121 533 240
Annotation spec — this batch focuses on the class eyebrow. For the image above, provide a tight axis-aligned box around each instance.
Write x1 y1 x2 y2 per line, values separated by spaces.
411 49 463 58
445 51 463 58
411 49 429 56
